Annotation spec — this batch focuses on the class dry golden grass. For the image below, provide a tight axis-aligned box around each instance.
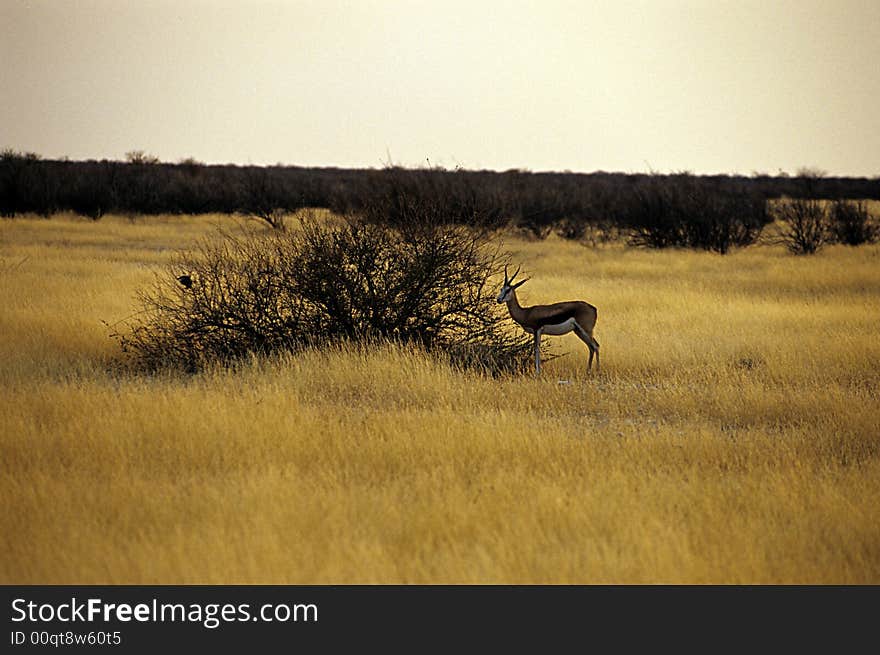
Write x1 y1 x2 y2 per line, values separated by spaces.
1 213 878 584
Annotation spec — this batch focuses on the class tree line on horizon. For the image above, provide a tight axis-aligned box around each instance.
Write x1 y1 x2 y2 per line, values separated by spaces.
2 148 878 253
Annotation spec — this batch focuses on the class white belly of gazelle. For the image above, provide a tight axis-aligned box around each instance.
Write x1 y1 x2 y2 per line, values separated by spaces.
525 318 578 336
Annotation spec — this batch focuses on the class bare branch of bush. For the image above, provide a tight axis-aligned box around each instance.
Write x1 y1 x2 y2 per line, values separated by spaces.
115 218 535 375
771 198 829 255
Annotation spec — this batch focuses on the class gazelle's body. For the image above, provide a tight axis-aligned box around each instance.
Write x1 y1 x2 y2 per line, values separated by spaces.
497 266 599 374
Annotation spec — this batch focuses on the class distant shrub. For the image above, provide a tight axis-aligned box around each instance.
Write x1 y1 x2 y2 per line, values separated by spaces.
125 150 160 165
1 149 47 217
555 217 622 245
344 165 509 231
621 174 692 249
116 218 532 374
239 166 301 230
828 199 877 246
773 198 829 255
553 182 625 245
511 182 569 239
685 189 767 254
621 174 768 253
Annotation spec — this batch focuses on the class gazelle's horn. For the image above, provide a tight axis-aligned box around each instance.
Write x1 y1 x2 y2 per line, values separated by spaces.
504 264 509 284
510 265 521 283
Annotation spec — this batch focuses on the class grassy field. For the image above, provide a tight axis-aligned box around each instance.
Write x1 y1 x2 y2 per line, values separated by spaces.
1 212 878 584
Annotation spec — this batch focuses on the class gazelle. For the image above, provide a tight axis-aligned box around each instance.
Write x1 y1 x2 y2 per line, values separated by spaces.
497 265 600 375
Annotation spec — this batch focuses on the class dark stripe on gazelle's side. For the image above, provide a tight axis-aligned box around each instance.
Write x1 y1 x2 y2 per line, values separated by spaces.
497 265 599 375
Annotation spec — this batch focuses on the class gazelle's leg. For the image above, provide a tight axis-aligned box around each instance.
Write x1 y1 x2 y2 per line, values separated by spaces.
534 329 542 375
573 324 598 372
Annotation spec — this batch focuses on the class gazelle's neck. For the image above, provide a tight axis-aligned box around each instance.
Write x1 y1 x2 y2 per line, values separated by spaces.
506 290 527 324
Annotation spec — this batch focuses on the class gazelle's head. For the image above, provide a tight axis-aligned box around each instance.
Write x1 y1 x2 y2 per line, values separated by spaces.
496 265 529 303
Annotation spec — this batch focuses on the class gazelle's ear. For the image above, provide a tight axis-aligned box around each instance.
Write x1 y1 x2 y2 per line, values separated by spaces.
512 277 529 289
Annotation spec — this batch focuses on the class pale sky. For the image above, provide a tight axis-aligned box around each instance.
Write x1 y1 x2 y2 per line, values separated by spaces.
2 0 879 176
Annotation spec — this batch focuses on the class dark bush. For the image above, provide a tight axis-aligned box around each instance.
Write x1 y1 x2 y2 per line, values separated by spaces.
772 198 828 255
683 185 767 254
511 179 570 239
621 174 688 249
621 174 768 253
339 165 509 231
828 199 877 246
1 149 46 217
553 180 621 244
115 218 533 374
238 165 303 230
